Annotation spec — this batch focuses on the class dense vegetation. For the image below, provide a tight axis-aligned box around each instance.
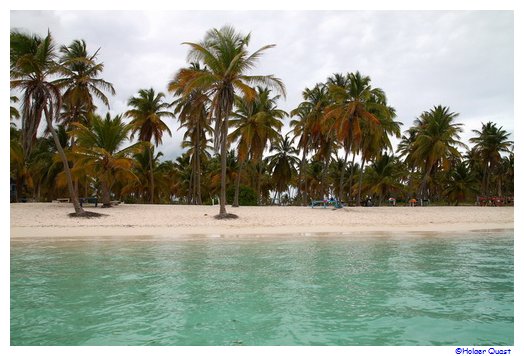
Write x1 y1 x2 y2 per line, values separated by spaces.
10 27 514 216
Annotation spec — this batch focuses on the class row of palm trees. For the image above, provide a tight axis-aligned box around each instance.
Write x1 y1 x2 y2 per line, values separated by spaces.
10 26 514 218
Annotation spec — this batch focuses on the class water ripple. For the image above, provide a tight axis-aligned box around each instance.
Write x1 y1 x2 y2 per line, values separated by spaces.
11 231 513 345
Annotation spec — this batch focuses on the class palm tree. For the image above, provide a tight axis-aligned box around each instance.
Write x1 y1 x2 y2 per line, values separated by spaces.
442 161 479 205
396 127 418 197
355 99 400 203
10 30 86 215
55 39 115 130
304 159 324 201
290 83 330 204
121 147 167 203
266 134 300 204
125 88 173 203
168 25 285 218
207 151 240 203
229 86 286 206
469 122 513 196
498 149 514 197
10 135 31 202
71 113 145 207
361 154 403 206
31 125 70 201
54 39 116 198
410 105 466 200
323 72 392 202
171 64 212 205
171 153 193 203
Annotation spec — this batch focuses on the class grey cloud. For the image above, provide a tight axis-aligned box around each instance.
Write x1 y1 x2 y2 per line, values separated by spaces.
10 10 514 160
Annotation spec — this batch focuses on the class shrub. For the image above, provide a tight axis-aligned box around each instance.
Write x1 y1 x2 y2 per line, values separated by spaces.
226 185 258 206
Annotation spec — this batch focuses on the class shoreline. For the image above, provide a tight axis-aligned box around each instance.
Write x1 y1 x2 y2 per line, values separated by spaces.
10 203 514 239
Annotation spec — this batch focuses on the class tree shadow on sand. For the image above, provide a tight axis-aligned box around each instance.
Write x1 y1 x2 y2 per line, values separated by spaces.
214 213 239 220
68 211 106 218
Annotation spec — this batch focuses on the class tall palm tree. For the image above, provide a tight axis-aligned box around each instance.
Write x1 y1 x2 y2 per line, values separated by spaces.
410 105 466 199
355 99 400 203
71 113 145 207
55 39 115 198
125 88 173 203
168 26 285 218
323 72 390 202
469 122 513 196
10 30 85 215
229 86 286 206
396 127 420 198
55 39 115 130
290 83 330 204
171 64 213 205
266 134 300 204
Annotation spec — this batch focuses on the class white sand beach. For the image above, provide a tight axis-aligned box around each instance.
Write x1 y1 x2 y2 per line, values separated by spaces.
10 203 514 239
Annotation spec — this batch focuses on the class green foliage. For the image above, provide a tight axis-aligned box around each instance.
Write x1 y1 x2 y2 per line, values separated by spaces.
227 184 258 206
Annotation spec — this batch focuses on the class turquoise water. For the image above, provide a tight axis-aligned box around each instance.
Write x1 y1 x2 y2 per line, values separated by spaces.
11 231 513 346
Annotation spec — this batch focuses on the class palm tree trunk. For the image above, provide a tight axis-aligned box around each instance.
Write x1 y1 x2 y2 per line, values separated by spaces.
219 119 228 215
102 181 111 207
357 160 366 205
195 137 202 205
485 164 491 196
420 172 431 200
320 146 332 198
148 146 155 204
298 146 308 206
233 161 243 207
347 152 356 204
481 163 488 196
256 163 263 205
44 109 84 214
338 149 350 201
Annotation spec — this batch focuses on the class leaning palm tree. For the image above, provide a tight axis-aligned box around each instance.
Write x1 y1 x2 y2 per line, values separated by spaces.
55 39 115 131
71 113 145 207
125 88 173 203
168 25 286 218
10 30 86 215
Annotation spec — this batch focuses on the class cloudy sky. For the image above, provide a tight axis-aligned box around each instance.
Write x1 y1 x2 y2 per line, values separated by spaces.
10 10 514 161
